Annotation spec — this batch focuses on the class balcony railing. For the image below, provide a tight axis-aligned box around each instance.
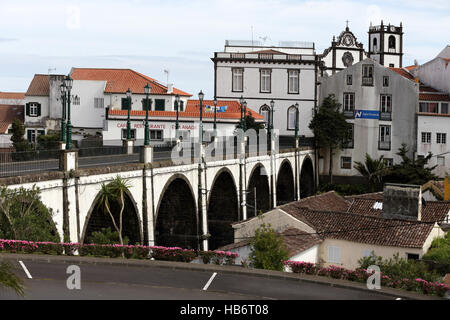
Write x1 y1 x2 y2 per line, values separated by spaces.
362 77 374 86
378 140 391 150
379 112 392 121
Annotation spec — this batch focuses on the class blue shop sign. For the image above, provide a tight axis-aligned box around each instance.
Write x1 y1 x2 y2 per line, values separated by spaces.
355 109 379 119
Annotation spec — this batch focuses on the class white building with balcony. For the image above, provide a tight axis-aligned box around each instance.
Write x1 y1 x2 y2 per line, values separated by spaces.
212 40 319 140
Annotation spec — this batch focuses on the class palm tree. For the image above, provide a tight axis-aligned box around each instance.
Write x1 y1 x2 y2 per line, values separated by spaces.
0 262 24 296
96 176 132 247
354 154 388 192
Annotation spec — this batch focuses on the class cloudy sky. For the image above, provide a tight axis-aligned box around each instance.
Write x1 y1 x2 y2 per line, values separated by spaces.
0 0 449 97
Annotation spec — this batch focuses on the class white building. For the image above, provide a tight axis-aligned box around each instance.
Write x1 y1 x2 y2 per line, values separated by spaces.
212 40 318 139
367 21 404 68
318 58 418 178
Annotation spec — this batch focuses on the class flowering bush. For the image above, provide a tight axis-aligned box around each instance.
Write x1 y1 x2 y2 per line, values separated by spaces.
149 246 196 262
283 260 450 297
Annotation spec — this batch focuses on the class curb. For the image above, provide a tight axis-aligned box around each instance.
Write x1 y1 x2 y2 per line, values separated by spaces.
0 252 441 300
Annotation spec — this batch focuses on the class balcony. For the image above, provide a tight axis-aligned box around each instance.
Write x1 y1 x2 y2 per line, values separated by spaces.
362 77 374 86
378 140 391 150
379 112 392 121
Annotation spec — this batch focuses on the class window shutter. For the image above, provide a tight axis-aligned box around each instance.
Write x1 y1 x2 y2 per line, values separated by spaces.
37 103 41 117
26 103 30 116
27 130 32 142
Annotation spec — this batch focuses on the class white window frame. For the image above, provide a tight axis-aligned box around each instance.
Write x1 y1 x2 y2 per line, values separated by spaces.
94 97 104 109
150 129 163 141
437 133 446 144
260 69 271 93
29 103 38 116
421 132 431 144
343 93 354 111
341 156 352 169
287 106 297 130
288 70 299 94
328 246 341 264
232 68 243 92
379 125 391 142
260 105 270 128
437 156 445 166
121 129 136 140
380 94 392 113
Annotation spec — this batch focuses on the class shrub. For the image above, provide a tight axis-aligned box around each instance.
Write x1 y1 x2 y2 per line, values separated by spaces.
87 227 129 246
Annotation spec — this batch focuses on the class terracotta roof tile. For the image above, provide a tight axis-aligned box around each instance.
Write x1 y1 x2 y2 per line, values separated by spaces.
281 228 322 256
26 74 50 96
71 68 191 96
0 92 25 100
419 93 450 101
389 67 415 81
0 104 24 134
282 206 434 248
280 191 351 212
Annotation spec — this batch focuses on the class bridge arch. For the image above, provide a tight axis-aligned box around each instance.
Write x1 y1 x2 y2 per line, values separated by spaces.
155 174 198 249
81 187 142 245
300 156 315 199
246 163 270 217
207 168 239 250
276 159 295 206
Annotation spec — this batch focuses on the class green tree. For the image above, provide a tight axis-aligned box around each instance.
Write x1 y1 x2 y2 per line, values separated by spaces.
235 112 265 133
309 94 352 184
37 133 60 150
96 176 132 247
249 222 289 271
0 262 24 297
384 144 437 185
354 154 388 192
10 119 32 155
87 227 129 245
0 186 60 242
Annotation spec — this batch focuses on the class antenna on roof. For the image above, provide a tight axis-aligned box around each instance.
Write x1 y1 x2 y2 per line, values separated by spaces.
251 25 254 50
163 69 169 85
48 67 56 74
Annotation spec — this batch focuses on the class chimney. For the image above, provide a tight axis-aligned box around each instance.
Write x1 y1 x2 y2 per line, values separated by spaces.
382 184 422 221
167 83 173 94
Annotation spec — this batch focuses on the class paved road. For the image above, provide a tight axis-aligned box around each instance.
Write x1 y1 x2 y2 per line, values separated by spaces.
0 259 393 300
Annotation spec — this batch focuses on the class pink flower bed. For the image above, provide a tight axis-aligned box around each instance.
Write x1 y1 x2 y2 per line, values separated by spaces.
0 239 238 265
284 260 450 297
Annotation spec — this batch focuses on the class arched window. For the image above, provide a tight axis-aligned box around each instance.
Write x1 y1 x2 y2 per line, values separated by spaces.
260 105 270 128
287 106 297 130
388 36 396 49
373 38 378 52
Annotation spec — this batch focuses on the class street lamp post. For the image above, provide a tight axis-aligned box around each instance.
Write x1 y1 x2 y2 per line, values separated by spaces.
65 75 73 150
60 84 67 143
239 95 245 131
175 94 180 141
295 102 299 147
213 98 218 132
126 88 132 140
144 84 151 146
269 99 275 141
198 90 204 144
243 101 247 132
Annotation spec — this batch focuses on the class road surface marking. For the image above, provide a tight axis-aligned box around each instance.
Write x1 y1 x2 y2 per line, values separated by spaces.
202 272 217 291
19 261 32 279
396 298 402 300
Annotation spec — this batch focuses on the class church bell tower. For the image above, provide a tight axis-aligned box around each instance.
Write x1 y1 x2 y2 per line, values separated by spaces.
368 21 403 68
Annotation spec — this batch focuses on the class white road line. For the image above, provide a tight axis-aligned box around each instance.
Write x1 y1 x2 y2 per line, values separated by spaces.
19 261 32 279
202 272 217 291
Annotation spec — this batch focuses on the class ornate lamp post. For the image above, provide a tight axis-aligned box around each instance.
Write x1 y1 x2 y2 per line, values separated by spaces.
65 75 73 150
198 90 204 143
126 88 132 140
213 98 218 132
295 102 299 147
269 99 275 140
144 83 151 146
239 95 245 130
175 94 180 140
60 83 67 143
243 101 247 132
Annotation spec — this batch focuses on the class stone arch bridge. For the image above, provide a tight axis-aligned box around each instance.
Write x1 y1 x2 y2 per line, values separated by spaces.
0 146 315 251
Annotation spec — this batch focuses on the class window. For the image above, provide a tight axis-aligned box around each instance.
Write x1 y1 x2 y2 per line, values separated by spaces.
288 70 299 93
344 124 354 148
94 98 104 109
437 133 447 144
389 64 395 67
379 125 391 150
373 38 378 51
154 99 165 111
26 129 44 143
362 65 373 86
421 132 431 143
343 93 354 117
260 105 270 128
29 103 39 116
383 158 394 167
380 94 392 120
383 76 389 87
328 246 341 264
388 35 396 50
121 98 130 110
72 95 80 105
341 156 352 169
121 129 136 139
141 98 152 111
406 253 419 261
232 68 243 92
441 103 448 114
260 69 271 93
419 102 438 113
437 156 445 166
346 75 352 85
150 130 163 141
287 106 297 130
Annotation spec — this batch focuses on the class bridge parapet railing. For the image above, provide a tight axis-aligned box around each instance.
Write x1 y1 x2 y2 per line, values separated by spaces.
0 149 60 178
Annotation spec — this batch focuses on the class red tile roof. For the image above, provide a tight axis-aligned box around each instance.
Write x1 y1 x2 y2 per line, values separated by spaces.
71 68 191 96
0 104 24 134
0 92 25 100
281 228 322 256
247 49 284 54
419 93 450 101
390 67 415 81
405 65 417 71
280 191 350 212
282 206 435 248
25 74 50 96
108 100 264 120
